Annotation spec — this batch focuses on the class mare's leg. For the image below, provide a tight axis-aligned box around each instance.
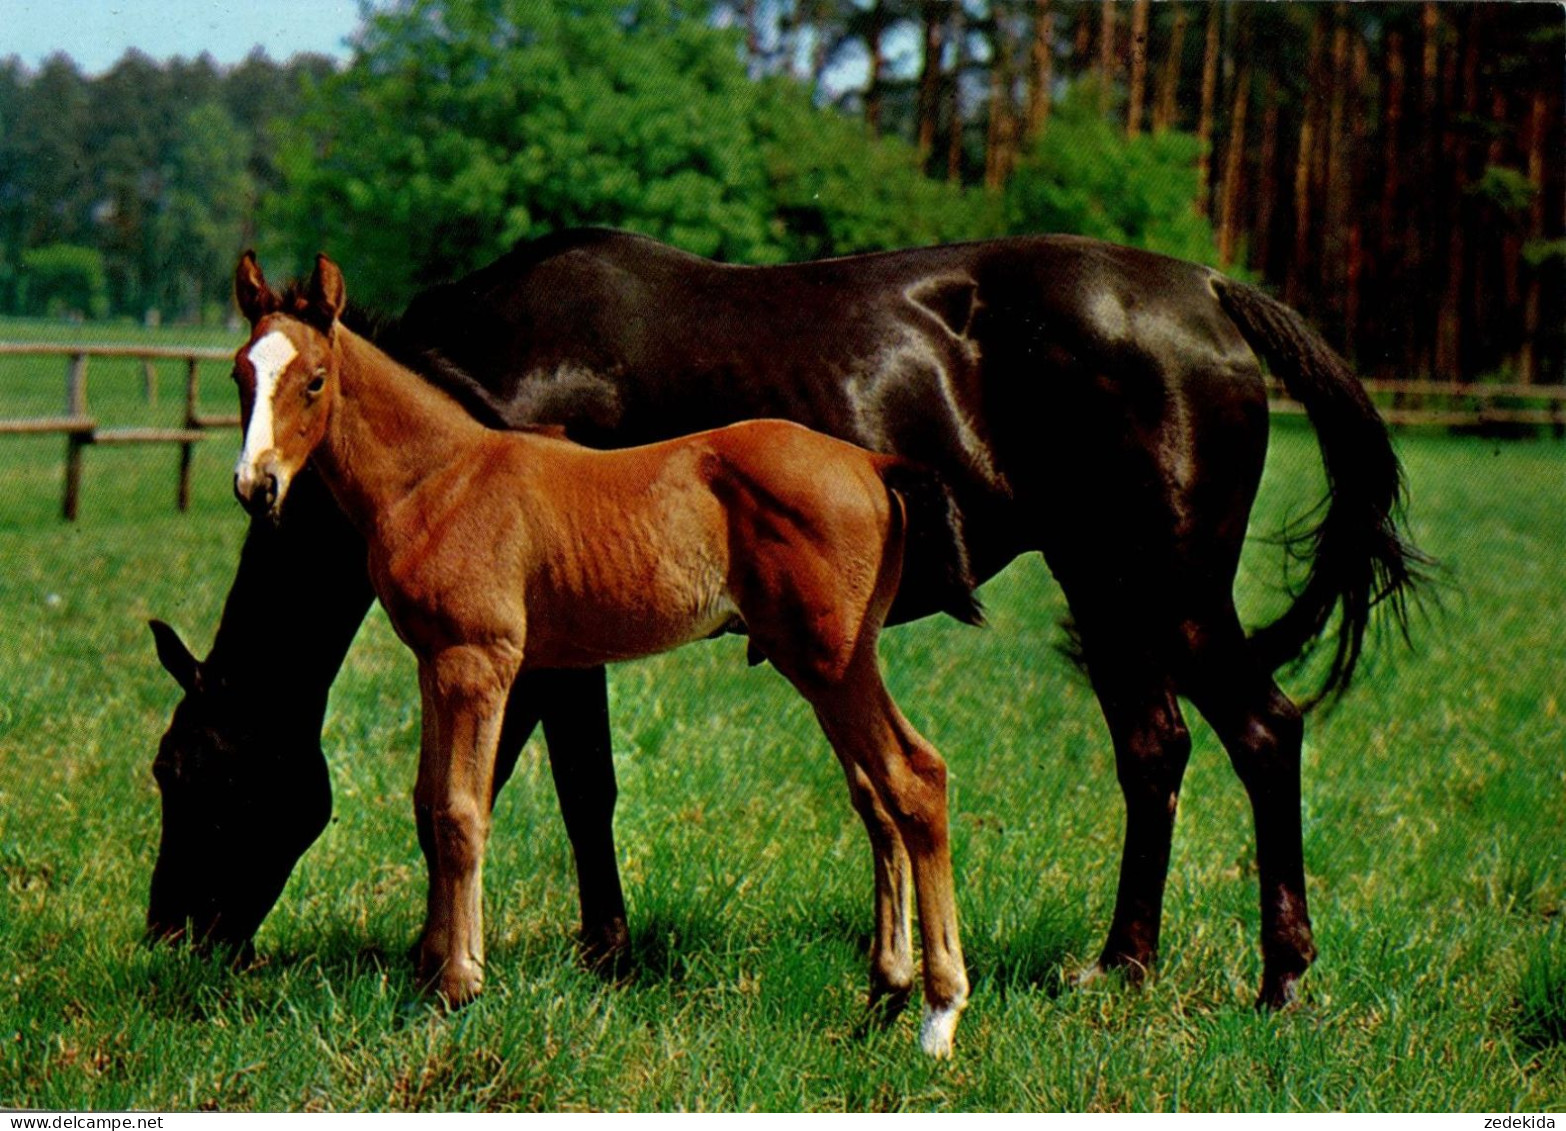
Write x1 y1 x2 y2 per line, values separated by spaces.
806 651 968 1057
1182 611 1315 1008
491 666 630 963
539 669 630 963
1071 626 1193 984
414 644 519 1004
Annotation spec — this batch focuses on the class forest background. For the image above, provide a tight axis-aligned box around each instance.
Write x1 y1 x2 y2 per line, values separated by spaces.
1 0 1562 386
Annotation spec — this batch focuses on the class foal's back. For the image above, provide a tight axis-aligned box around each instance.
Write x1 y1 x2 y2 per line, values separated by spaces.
377 418 899 675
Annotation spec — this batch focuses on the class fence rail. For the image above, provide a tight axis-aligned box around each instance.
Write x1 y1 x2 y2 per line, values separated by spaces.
1268 378 1566 431
0 342 236 519
4 343 1563 520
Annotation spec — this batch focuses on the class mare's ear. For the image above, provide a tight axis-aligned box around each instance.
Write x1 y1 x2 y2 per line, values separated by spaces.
149 619 202 696
234 251 278 326
306 254 347 328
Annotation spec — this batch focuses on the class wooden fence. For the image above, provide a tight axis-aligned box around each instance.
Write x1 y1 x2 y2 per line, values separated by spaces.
0 343 237 519
3 343 1562 520
1268 378 1566 432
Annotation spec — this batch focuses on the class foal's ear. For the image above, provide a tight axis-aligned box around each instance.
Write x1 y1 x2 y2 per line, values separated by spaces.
149 619 202 696
306 253 347 327
234 251 278 326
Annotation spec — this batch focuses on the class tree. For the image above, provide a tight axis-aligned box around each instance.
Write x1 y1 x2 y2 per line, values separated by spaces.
20 243 107 318
267 0 996 309
1006 84 1218 265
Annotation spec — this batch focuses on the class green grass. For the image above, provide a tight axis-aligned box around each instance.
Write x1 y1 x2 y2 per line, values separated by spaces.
1 332 1564 1109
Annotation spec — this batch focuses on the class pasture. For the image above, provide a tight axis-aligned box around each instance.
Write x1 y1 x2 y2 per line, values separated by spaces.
0 334 1563 1110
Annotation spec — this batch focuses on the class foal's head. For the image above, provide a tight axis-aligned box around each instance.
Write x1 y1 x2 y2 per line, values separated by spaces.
232 252 347 522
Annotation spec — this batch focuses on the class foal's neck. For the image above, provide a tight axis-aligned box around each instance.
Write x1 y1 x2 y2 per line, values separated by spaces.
317 327 491 532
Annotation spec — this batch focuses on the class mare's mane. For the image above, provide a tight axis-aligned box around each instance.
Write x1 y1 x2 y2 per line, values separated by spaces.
272 280 555 436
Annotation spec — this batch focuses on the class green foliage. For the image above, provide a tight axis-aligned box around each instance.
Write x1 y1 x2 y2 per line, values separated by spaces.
1005 84 1220 266
267 0 996 308
1523 238 1566 268
153 103 257 320
19 243 108 319
751 78 1000 260
1468 165 1537 216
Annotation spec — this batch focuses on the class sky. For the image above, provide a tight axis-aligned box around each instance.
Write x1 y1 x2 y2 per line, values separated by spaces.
1 0 363 74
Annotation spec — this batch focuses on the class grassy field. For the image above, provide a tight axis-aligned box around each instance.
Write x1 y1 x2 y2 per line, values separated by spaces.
1 324 1563 1110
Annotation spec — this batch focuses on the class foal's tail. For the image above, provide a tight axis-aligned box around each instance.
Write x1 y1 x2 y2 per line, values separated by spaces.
879 462 986 628
1213 277 1429 708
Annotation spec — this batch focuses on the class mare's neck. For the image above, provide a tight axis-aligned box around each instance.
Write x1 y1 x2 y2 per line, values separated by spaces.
316 327 490 533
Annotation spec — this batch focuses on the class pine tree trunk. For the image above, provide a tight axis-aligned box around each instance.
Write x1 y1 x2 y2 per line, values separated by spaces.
1287 18 1324 306
1126 0 1150 137
947 2 967 183
1345 35 1368 362
986 6 1019 188
1253 76 1279 277
1154 3 1187 132
1098 0 1117 117
1195 3 1220 216
865 0 887 134
1379 30 1405 261
1218 63 1251 268
917 3 946 161
1324 6 1351 322
1024 0 1055 140
1435 9 1480 381
1519 86 1547 386
1409 1 1441 377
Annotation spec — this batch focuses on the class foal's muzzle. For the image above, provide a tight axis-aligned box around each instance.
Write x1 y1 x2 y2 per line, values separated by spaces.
234 460 284 520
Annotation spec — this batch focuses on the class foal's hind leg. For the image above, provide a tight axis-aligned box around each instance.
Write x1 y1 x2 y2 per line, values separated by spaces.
839 760 915 1020
1182 614 1316 1008
806 652 968 1057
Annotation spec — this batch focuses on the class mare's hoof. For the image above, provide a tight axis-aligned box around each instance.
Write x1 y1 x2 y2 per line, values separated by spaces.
1256 968 1307 1011
1071 953 1152 990
918 999 966 1059
578 917 632 980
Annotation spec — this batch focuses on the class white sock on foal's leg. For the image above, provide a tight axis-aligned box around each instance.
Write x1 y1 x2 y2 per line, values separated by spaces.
919 997 965 1058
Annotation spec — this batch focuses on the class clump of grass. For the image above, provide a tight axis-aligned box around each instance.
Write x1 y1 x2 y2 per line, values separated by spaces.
1515 925 1566 1049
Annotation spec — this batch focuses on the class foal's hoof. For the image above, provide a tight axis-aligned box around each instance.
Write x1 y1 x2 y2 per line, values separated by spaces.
854 983 913 1037
918 999 966 1059
419 956 484 1007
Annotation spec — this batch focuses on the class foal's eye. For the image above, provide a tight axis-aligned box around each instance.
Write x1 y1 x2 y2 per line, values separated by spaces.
306 372 326 395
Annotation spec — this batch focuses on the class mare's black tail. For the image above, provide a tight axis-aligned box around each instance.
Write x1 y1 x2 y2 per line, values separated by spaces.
1213 277 1429 707
880 462 985 628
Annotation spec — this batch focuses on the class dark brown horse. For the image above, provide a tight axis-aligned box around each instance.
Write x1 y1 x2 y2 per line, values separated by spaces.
149 229 1422 1012
223 252 979 1054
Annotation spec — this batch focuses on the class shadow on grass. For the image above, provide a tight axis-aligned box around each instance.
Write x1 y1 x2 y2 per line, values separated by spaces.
1514 923 1566 1051
964 902 1094 1001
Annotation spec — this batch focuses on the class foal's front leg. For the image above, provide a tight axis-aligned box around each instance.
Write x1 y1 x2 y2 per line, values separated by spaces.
414 644 520 1004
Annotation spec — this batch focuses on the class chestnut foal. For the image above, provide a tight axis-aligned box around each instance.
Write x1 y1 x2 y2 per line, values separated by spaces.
230 252 978 1056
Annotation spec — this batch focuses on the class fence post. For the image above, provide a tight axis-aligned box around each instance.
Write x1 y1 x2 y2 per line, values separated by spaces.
178 356 201 511
143 358 158 405
62 353 88 521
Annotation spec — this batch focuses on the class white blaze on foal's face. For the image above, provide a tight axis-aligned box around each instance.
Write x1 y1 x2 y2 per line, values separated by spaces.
235 329 298 498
